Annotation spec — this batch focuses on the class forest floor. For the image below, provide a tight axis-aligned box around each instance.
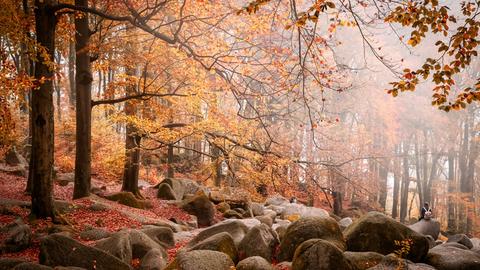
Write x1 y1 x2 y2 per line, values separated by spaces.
0 171 200 264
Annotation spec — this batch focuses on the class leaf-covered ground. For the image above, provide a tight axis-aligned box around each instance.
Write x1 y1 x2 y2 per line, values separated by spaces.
0 171 194 263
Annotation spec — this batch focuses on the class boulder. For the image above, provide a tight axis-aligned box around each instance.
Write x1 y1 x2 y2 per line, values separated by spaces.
367 254 436 270
344 212 429 262
104 192 148 209
0 258 28 270
138 249 167 270
237 218 262 229
266 205 285 215
39 233 131 270
344 251 384 270
157 178 186 200
12 262 52 270
224 209 243 219
274 262 292 270
141 225 175 248
216 202 230 213
181 194 215 226
0 219 31 252
157 183 177 200
265 195 289 206
278 216 345 262
426 243 480 270
471 238 480 249
408 219 441 240
249 202 265 217
292 239 353 270
88 203 108 212
209 187 251 209
238 224 279 260
5 146 27 166
280 203 329 220
447 234 474 249
176 250 235 270
256 215 273 227
55 173 74 186
79 228 111 241
236 256 273 270
187 220 248 247
187 232 238 262
263 209 277 220
339 217 353 231
94 231 132 263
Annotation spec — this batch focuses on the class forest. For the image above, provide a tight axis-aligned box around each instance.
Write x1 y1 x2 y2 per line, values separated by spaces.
1 0 480 269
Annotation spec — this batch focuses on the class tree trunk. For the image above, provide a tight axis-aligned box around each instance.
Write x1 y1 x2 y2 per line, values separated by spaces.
400 142 410 223
73 0 92 199
68 20 76 108
392 145 400 219
447 150 457 233
167 144 174 178
30 0 56 218
211 143 222 187
378 159 389 210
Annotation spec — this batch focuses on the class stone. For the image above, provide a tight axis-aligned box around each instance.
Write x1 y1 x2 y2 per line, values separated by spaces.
344 212 429 263
273 262 292 270
53 200 74 214
39 233 131 270
343 251 384 270
236 218 261 229
187 220 248 248
265 195 289 206
79 228 111 241
256 215 273 227
408 219 441 240
249 202 265 217
138 249 167 270
367 254 436 270
292 239 353 270
238 224 279 261
104 192 148 209
88 203 108 212
157 183 178 200
278 216 345 262
55 173 74 186
216 202 230 213
224 209 243 219
426 243 480 270
187 232 238 262
12 262 52 270
181 194 215 226
426 235 436 249
447 234 474 249
141 225 175 248
236 256 273 270
95 229 166 264
339 217 353 231
263 209 277 220
0 219 32 253
0 258 28 270
157 178 186 200
176 250 235 270
5 146 27 166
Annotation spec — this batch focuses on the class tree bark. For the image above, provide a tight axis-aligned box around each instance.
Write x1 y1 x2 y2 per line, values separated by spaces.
392 145 400 219
68 18 76 108
447 149 457 233
73 0 92 199
400 142 410 223
30 0 56 218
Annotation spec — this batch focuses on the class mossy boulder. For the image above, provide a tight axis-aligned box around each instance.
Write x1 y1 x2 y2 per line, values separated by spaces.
343 251 384 270
187 232 238 262
278 216 345 262
236 256 273 270
292 239 353 270
176 250 234 270
344 212 429 263
425 243 480 270
104 192 148 209
181 193 215 226
238 224 279 261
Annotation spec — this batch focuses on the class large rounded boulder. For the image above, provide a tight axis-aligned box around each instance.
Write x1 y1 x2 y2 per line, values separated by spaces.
344 212 429 262
187 220 248 248
181 193 215 226
408 219 441 240
292 239 353 270
236 256 273 270
425 243 480 270
187 232 238 262
175 250 234 270
343 251 384 270
278 216 345 262
39 233 131 270
238 223 279 261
